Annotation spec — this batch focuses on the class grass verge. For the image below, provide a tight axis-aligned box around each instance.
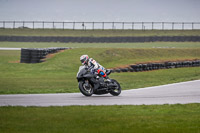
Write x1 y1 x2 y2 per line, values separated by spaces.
0 48 199 94
1 29 200 37
0 104 200 133
1 42 200 48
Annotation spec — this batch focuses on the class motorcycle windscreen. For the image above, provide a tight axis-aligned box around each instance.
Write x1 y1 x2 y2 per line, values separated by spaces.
77 65 86 77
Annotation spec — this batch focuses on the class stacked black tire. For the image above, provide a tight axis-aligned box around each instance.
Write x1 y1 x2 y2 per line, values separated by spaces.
20 47 69 63
111 60 200 73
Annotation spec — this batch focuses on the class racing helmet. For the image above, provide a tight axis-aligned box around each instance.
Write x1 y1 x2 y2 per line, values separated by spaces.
80 55 89 65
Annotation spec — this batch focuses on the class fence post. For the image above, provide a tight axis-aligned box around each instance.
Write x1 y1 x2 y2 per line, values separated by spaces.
132 22 134 30
182 22 184 30
73 22 75 30
3 21 5 29
92 22 94 30
13 21 15 29
43 21 44 29
63 22 64 30
152 22 154 30
192 23 193 30
162 22 164 30
23 21 25 28
192 22 194 30
122 22 124 30
142 22 144 30
112 22 114 30
33 21 34 29
172 22 174 30
102 22 104 30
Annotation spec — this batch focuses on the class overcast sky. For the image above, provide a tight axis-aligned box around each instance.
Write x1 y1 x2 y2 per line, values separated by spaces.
0 0 200 22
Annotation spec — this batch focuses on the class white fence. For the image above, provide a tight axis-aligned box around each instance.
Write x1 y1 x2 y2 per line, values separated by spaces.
0 21 200 30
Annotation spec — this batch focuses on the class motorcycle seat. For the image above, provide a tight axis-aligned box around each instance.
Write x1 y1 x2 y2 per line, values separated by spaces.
106 69 111 75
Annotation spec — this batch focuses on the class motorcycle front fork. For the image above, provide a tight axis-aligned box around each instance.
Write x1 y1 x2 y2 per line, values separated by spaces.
84 80 90 88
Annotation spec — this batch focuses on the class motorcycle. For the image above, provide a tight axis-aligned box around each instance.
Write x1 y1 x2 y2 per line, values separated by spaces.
77 65 121 96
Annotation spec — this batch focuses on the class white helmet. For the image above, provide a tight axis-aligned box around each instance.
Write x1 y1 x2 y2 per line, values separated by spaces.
80 55 89 65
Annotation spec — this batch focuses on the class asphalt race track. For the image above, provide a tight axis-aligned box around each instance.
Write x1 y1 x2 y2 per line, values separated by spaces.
0 80 200 106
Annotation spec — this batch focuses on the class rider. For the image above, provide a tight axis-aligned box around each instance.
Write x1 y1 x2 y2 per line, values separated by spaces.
80 55 110 81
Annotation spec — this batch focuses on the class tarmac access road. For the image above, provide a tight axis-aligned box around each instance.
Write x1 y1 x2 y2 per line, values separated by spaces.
0 80 200 106
0 48 21 50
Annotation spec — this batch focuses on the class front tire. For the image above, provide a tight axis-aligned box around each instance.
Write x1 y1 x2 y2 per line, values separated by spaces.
79 80 93 96
109 79 121 96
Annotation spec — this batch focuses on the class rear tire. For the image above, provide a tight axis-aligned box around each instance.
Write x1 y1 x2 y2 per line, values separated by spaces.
109 79 121 96
79 81 93 96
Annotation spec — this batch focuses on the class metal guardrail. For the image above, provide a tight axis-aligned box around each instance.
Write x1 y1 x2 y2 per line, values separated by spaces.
0 21 200 30
1 36 200 43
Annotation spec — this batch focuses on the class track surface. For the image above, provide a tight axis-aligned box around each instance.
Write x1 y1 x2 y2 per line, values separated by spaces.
0 80 200 106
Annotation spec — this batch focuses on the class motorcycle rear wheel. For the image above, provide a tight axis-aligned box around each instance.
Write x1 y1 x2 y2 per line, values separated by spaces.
79 80 94 96
109 79 121 96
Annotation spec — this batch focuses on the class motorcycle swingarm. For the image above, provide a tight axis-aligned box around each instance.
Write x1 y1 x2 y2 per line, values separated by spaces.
107 83 117 88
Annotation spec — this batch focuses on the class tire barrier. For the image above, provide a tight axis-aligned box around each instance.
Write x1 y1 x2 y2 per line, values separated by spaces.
110 60 200 73
1 36 200 43
20 47 70 63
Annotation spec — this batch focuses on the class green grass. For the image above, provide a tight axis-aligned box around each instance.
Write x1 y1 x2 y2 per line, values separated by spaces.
0 48 200 94
1 42 200 48
1 29 200 37
0 104 200 133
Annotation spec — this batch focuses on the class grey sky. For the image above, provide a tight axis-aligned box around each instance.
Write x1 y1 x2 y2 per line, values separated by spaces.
0 0 200 22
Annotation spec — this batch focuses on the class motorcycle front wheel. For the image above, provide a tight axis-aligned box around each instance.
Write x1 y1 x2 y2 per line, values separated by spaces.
79 80 94 96
109 79 121 96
